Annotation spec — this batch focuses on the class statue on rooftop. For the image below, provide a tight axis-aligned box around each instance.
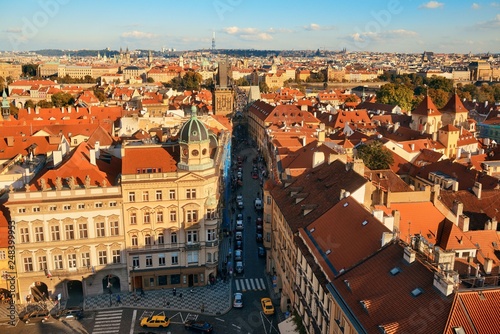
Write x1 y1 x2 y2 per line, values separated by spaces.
55 177 63 190
68 176 76 190
85 175 91 188
40 178 47 191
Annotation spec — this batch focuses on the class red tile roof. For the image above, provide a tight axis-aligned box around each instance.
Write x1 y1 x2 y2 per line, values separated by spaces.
412 95 441 116
122 146 177 175
440 94 469 115
331 242 454 334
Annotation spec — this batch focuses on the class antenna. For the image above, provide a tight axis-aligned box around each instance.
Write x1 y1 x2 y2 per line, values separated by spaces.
212 31 216 52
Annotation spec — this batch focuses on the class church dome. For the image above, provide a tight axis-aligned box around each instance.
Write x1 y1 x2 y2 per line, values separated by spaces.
179 105 209 144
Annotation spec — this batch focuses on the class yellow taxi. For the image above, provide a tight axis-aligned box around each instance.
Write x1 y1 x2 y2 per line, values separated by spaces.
140 314 170 328
261 297 275 315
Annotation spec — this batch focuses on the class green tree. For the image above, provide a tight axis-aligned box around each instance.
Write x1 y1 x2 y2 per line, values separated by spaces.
181 71 202 91
92 87 106 102
344 95 359 103
51 92 75 107
0 76 5 92
428 88 450 109
146 77 155 83
376 83 414 111
259 81 269 93
235 77 249 86
425 76 454 93
9 102 19 118
25 100 36 109
37 100 53 108
23 64 38 77
201 78 214 91
356 141 394 170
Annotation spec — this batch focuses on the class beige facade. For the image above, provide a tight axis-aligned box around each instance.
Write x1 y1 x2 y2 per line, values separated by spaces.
8 186 127 303
0 63 22 80
214 88 234 116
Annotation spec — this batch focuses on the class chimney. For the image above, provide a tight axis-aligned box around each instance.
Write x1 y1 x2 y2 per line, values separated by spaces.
410 143 415 151
452 200 463 217
392 210 401 232
28 107 31 114
6 137 14 147
95 141 101 159
90 149 96 165
492 217 498 231
76 106 80 113
381 232 393 247
61 106 65 113
393 122 400 132
458 215 470 232
328 114 332 123
403 246 416 264
484 258 493 275
301 136 306 147
472 181 482 199
312 151 325 168
317 130 325 144
452 180 459 192
68 105 72 113
53 150 62 167
352 158 365 176
35 106 40 114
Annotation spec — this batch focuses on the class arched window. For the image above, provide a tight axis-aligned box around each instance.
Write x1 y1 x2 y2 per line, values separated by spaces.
144 234 152 246
158 233 164 245
171 232 177 244
131 235 138 247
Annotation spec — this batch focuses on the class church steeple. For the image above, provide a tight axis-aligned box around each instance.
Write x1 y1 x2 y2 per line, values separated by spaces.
2 89 11 120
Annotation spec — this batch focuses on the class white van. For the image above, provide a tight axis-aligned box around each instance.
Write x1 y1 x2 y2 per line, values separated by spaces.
254 198 262 210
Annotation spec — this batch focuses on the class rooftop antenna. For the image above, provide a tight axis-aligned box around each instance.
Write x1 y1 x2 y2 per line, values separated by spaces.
212 31 216 52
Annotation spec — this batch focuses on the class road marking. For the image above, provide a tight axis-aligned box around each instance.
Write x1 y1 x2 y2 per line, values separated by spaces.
215 317 225 322
245 279 250 291
260 278 266 289
129 309 136 334
235 280 241 291
232 324 241 329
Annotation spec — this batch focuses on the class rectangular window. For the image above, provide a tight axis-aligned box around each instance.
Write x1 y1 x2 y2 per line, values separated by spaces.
171 233 177 244
156 190 162 200
51 226 60 241
146 255 153 267
20 227 29 243
33 207 40 212
143 212 150 224
206 208 216 219
109 201 117 207
63 204 71 211
267 195 271 205
18 207 26 213
156 211 163 223
171 252 179 265
169 190 176 200
143 191 149 202
98 251 107 265
35 226 44 242
158 233 164 245
129 192 136 202
49 205 57 211
78 203 85 210
65 225 74 240
95 202 103 208
110 221 119 236
158 254 166 266
186 189 196 199
112 250 121 264
186 210 198 223
170 210 177 222
68 254 77 269
266 232 271 242
24 257 33 272
38 256 47 271
132 256 140 268
96 222 105 237
130 212 137 225
54 255 63 269
79 223 88 239
207 229 216 241
187 251 199 263
81 253 90 267
187 231 198 243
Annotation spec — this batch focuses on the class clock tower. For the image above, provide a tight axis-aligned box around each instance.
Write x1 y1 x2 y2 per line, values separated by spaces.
214 88 234 116
178 105 214 171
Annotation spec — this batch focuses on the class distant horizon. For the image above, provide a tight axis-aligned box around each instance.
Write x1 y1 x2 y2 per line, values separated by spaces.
1 0 499 53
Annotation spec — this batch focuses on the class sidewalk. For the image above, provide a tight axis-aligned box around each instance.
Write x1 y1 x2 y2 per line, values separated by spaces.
83 280 231 315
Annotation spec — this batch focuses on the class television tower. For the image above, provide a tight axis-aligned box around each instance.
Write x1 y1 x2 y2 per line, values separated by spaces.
212 31 216 52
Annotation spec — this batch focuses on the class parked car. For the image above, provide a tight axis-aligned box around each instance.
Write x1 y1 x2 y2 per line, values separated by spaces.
55 307 84 320
234 249 243 261
140 315 170 328
261 297 275 315
236 240 243 250
258 246 266 257
233 292 243 308
254 198 263 210
184 319 214 332
256 233 263 242
235 231 243 241
235 261 244 274
20 309 50 323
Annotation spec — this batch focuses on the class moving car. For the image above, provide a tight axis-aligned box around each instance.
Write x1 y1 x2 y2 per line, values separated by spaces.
261 297 275 315
55 307 84 320
258 246 266 257
234 249 243 261
140 315 170 328
256 233 263 242
20 309 50 323
235 261 244 274
235 231 243 241
236 220 244 230
254 198 263 210
233 292 243 308
184 319 214 332
235 240 243 250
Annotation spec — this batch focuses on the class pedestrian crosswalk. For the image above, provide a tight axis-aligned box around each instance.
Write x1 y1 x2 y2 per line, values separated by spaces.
235 278 266 291
92 309 123 334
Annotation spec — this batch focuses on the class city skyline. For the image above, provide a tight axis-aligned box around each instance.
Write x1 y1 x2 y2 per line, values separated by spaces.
1 0 500 54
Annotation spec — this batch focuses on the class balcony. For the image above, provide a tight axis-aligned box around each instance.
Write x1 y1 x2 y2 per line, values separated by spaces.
185 242 201 250
205 240 219 248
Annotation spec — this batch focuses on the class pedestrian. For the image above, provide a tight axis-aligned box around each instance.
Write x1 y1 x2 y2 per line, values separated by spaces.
116 294 121 305
173 288 176 296
140 288 145 297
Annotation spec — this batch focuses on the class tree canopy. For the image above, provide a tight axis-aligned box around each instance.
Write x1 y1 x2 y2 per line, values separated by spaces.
356 141 394 170
376 83 414 111
51 92 75 107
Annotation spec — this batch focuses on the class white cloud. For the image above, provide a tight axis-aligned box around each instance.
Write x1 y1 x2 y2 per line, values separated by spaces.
304 23 321 31
240 33 273 41
349 29 417 43
121 31 156 39
472 2 480 9
419 1 444 9
491 2 500 7
384 29 418 38
476 13 500 28
267 27 294 33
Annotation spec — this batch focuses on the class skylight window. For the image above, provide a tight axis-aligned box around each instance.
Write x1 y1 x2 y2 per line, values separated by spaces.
310 227 315 233
325 249 331 255
343 202 349 207
411 288 424 297
362 220 368 226
390 267 401 276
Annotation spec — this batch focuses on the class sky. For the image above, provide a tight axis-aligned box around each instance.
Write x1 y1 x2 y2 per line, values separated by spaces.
1 0 499 53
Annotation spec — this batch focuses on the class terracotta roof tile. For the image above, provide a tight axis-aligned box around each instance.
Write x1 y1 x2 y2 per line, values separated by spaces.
122 146 177 175
412 95 441 116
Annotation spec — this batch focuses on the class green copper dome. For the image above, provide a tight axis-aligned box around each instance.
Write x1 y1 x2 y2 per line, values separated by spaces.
179 105 209 144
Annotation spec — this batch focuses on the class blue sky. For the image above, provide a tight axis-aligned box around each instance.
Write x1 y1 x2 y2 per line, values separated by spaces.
1 0 499 53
